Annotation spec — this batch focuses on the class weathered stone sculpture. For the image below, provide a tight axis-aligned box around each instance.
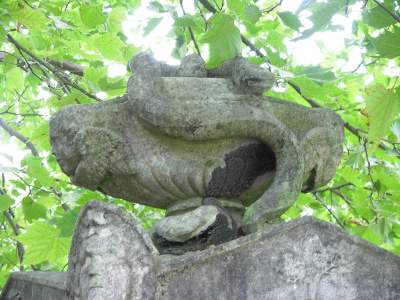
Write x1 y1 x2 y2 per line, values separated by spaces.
49 53 344 253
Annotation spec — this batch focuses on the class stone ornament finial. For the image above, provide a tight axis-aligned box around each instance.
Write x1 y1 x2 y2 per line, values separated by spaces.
49 53 344 254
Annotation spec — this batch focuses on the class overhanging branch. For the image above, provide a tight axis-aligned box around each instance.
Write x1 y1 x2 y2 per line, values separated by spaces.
0 118 39 157
6 34 101 102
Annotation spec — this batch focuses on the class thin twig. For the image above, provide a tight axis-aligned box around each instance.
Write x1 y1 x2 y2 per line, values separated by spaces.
12 172 62 197
316 182 354 193
6 34 102 102
362 138 379 220
1 188 25 265
194 0 211 29
22 0 35 9
372 0 400 23
180 0 202 57
313 193 346 230
262 0 283 14
288 82 396 154
3 253 18 267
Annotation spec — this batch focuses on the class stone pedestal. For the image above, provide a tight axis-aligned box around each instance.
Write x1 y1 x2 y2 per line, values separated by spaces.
2 200 400 299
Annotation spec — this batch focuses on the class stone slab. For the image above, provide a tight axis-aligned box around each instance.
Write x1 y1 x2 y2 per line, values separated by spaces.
2 216 400 299
1 271 68 300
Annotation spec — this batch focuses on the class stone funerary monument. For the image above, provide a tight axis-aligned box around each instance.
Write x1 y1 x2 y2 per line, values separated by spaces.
2 53 400 299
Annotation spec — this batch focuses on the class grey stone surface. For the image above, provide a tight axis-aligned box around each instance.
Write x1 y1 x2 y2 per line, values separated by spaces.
150 198 242 254
2 202 400 299
66 200 158 300
49 53 344 237
0 271 68 300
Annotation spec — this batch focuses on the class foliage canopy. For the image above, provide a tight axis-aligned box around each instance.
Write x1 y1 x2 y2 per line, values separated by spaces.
1 0 400 289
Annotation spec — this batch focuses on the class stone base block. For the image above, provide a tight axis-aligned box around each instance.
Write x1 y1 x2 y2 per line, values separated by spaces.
2 201 400 299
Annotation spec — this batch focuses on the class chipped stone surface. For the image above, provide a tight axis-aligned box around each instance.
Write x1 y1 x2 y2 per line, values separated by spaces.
2 202 400 300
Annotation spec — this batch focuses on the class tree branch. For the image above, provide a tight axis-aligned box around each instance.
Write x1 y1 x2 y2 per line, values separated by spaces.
46 58 85 76
0 118 39 157
372 0 400 23
316 182 354 193
241 35 266 58
6 34 101 102
0 188 25 266
262 0 283 14
180 0 202 57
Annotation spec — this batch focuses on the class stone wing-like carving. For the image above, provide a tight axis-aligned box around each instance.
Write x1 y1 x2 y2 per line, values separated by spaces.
66 200 158 300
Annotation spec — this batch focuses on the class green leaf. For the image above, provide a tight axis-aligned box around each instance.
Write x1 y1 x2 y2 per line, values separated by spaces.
0 26 8 41
277 11 303 31
95 33 126 62
265 48 287 68
98 76 126 91
84 66 109 87
352 189 369 206
264 31 286 51
201 13 241 68
57 209 79 238
49 92 92 108
109 7 127 33
143 18 163 37
362 5 397 29
8 1 48 31
0 195 15 211
6 68 24 90
292 2 340 41
227 0 245 16
243 5 262 25
341 167 364 187
371 27 400 59
373 218 392 242
296 66 339 86
173 16 202 29
22 157 56 188
50 16 76 29
288 75 332 102
22 197 47 222
36 195 58 209
122 44 141 63
295 0 318 15
14 221 71 264
2 54 17 73
30 123 51 151
285 84 312 107
364 84 400 149
148 1 165 12
362 226 381 245
344 151 365 168
79 4 108 27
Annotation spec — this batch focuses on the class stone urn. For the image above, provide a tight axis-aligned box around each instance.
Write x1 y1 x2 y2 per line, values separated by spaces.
49 53 344 254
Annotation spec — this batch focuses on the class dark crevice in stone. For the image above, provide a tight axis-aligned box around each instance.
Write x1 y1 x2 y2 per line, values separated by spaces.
207 141 276 198
152 213 240 255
